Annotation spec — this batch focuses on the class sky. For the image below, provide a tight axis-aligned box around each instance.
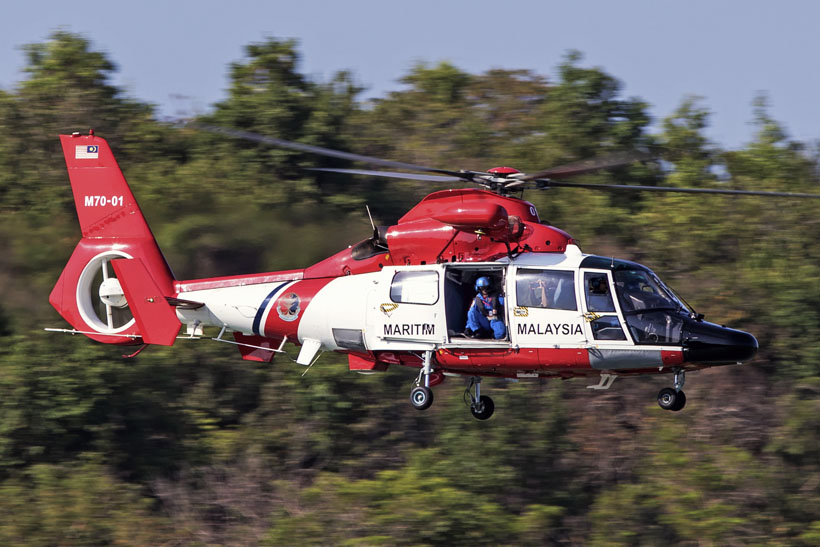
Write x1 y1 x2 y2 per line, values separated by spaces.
2 1 819 150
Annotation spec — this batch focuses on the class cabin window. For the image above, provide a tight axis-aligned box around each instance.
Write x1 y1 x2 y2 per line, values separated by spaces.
390 270 439 305
516 269 577 310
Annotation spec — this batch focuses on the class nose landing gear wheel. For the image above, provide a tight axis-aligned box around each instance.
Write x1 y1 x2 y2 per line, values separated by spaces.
470 395 495 420
657 387 686 411
410 386 433 410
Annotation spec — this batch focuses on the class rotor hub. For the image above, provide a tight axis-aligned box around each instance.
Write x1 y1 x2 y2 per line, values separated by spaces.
99 277 128 309
487 167 520 175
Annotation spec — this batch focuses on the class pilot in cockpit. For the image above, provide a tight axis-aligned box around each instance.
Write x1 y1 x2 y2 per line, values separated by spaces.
587 275 614 312
619 280 648 311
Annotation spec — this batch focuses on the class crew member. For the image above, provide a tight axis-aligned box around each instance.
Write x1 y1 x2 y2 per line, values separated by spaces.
465 276 506 339
587 275 614 312
528 276 550 307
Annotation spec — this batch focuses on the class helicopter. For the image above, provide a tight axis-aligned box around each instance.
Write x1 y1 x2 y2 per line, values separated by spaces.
47 128 820 420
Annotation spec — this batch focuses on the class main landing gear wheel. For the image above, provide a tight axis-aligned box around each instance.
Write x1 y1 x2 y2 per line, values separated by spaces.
465 377 495 420
410 386 433 410
470 395 495 420
657 387 686 411
410 351 436 411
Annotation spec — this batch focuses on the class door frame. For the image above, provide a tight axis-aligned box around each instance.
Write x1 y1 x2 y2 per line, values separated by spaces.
579 268 633 346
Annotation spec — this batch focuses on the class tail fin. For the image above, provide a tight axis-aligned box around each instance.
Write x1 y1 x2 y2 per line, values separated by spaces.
49 132 179 345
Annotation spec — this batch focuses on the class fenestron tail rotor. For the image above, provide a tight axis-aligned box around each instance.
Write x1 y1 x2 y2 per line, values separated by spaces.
77 251 135 334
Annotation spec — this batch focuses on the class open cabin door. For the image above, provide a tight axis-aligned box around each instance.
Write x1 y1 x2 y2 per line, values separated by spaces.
368 267 446 347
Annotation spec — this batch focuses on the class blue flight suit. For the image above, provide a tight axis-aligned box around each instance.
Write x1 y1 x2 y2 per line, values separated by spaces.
466 293 506 339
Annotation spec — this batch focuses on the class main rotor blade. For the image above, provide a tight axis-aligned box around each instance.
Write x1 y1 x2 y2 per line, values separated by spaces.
519 151 651 181
308 167 465 183
192 124 466 178
538 179 820 199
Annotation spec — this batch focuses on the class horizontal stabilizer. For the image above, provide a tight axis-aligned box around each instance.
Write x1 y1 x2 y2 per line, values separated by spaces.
233 333 281 362
165 297 205 309
111 258 181 346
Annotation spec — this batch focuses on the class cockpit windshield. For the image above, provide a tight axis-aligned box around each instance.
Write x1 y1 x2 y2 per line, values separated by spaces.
613 270 689 314
613 270 690 345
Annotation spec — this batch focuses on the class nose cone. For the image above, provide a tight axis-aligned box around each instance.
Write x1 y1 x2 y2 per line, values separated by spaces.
683 321 758 364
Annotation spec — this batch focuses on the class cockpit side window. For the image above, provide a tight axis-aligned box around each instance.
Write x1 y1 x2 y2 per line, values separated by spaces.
584 273 615 312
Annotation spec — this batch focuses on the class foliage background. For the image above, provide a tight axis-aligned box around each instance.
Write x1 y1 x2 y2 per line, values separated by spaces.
0 32 818 545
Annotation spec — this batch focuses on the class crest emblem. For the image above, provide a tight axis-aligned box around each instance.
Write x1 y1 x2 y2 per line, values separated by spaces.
277 292 301 322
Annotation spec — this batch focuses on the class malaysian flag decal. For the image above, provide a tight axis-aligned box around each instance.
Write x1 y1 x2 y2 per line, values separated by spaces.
75 145 99 159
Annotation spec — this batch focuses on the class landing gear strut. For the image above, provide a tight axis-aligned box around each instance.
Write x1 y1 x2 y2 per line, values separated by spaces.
410 351 435 411
408 353 495 419
657 369 686 411
465 377 494 420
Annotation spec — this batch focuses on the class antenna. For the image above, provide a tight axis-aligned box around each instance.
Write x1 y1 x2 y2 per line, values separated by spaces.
365 204 389 251
366 204 381 242
366 204 376 233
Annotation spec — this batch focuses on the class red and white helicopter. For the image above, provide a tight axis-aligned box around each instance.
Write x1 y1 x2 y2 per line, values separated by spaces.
48 128 820 419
